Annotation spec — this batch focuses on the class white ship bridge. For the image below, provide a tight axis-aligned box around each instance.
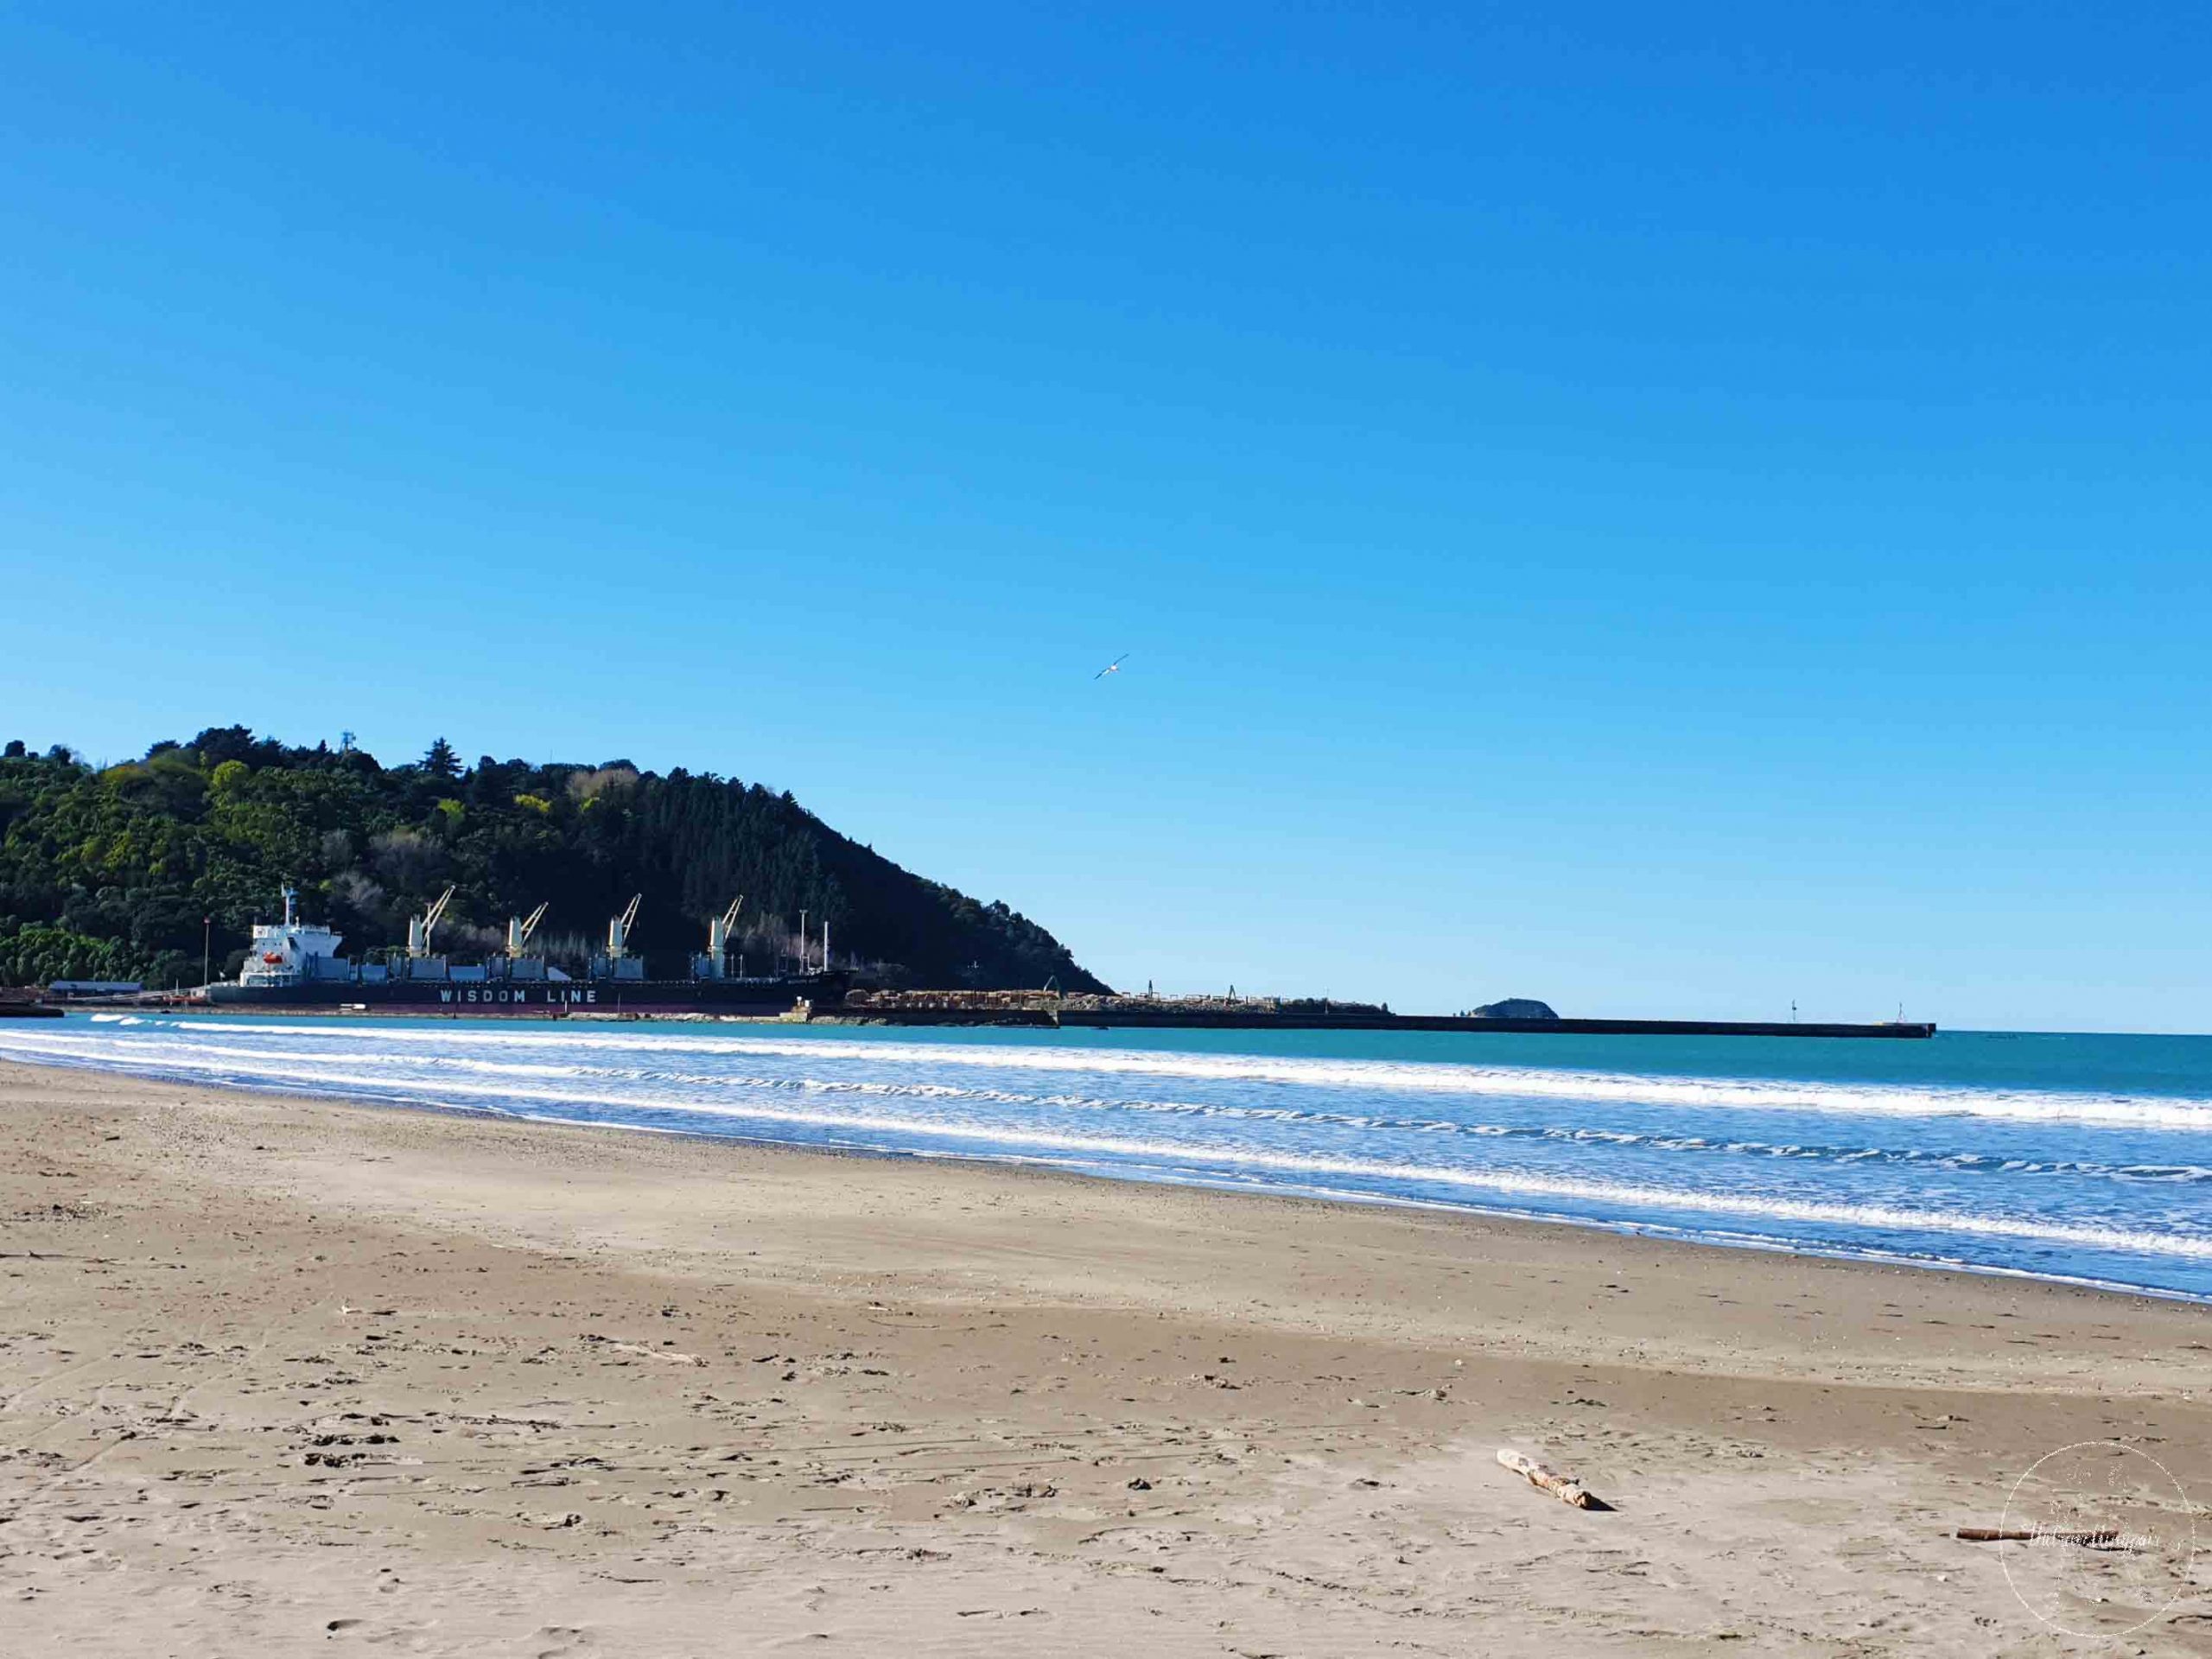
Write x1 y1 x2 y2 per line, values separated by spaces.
238 885 353 988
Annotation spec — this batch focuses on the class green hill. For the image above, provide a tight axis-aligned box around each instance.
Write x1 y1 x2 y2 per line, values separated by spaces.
0 728 1109 994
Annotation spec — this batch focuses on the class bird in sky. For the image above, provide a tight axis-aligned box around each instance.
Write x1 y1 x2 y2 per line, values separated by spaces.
1094 652 1129 680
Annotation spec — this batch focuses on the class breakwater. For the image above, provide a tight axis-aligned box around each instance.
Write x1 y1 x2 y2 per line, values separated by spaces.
838 995 1934 1039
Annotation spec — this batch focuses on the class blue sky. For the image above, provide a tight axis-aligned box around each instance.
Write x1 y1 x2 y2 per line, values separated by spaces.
3 3 2207 1031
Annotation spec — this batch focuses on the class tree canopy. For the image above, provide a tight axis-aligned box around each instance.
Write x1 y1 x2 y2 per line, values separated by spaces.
0 728 1108 993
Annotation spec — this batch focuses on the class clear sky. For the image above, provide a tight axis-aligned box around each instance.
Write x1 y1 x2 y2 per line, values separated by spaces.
3 3 2206 1032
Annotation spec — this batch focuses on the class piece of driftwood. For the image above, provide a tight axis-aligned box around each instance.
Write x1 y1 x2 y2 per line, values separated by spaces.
1955 1527 2119 1546
1496 1449 1611 1510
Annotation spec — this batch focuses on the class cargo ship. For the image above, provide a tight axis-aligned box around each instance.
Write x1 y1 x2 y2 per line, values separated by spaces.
207 885 842 1016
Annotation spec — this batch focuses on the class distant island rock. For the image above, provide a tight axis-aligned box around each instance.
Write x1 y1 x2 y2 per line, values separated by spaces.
1468 998 1559 1020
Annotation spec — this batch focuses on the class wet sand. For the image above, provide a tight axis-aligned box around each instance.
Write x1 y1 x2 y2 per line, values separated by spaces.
3 1058 2208 1655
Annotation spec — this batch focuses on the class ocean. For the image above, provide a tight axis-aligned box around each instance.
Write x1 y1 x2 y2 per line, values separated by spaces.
6 1014 2212 1301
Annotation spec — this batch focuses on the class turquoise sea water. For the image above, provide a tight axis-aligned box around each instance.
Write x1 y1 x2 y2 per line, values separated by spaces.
6 1014 2212 1301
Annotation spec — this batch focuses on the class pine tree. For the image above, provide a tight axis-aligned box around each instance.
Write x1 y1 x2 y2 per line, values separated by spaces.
423 736 461 780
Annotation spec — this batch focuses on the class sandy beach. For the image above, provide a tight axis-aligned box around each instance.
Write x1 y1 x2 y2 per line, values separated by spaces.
2 1057 2208 1656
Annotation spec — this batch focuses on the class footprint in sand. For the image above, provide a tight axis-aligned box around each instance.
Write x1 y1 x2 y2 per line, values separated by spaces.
323 1618 436 1650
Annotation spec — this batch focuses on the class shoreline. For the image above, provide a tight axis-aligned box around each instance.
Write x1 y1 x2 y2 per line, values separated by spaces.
10 1042 2209 1309
3 1059 2209 1653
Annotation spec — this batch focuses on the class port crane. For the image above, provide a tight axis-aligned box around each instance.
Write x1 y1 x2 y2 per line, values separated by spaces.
406 886 456 958
506 901 549 958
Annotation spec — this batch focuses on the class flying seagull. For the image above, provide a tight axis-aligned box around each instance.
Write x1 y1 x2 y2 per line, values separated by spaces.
1094 652 1129 680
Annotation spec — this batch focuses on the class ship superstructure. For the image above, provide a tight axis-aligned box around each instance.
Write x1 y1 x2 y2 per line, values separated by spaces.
238 884 354 991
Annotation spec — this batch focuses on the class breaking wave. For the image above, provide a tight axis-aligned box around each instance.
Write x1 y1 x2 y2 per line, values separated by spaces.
86 1019 2212 1132
5 1014 2212 1297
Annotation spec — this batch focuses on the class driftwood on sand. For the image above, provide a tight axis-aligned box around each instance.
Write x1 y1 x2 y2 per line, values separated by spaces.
1955 1527 2122 1546
1496 1448 1611 1511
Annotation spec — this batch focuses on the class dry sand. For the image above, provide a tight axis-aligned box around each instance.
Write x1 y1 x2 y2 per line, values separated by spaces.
2 1057 2209 1655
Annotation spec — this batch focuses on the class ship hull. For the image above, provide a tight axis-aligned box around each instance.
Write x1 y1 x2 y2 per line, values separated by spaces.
208 975 842 1017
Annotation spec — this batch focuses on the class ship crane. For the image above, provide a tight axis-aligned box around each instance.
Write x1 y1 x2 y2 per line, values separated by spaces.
407 885 457 958
607 893 642 960
696 895 743 981
590 893 647 984
711 895 743 956
507 901 550 958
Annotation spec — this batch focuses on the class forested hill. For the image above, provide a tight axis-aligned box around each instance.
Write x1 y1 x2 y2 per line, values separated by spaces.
0 728 1109 993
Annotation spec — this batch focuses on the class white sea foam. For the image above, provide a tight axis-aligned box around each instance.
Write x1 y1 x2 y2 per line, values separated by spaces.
5 1026 2207 1266
4 1027 2212 1191
68 1018 2212 1132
